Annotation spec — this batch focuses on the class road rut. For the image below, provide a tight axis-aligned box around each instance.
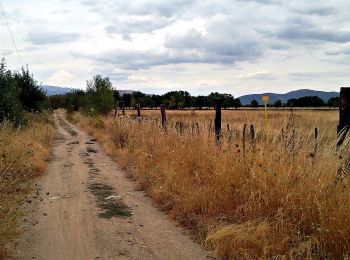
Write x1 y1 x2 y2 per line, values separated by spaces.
14 112 208 260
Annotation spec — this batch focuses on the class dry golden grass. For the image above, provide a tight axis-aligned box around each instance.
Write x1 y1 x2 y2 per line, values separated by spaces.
0 113 54 258
72 109 350 259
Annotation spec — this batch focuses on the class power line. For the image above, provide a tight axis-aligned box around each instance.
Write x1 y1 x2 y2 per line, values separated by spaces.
0 0 24 67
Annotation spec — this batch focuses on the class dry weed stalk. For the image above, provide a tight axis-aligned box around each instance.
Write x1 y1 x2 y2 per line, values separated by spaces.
75 109 350 259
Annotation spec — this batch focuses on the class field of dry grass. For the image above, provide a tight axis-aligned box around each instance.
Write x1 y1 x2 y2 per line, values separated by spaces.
0 114 53 258
71 108 350 259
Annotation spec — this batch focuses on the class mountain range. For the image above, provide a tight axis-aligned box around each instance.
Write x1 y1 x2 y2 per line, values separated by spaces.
42 85 134 96
42 85 339 105
238 89 339 105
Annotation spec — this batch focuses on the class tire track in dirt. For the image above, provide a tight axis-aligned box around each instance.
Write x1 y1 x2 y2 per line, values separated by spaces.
13 112 209 260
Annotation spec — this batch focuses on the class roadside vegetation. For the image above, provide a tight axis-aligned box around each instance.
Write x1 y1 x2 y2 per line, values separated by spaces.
1 63 345 259
0 59 53 258
66 108 350 259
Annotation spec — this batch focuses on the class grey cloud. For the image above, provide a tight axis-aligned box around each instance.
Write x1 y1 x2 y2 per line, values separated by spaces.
81 0 194 18
277 26 350 43
164 16 265 64
289 71 350 81
325 45 350 56
295 6 336 16
261 15 350 43
1 50 13 56
105 16 171 37
26 31 80 45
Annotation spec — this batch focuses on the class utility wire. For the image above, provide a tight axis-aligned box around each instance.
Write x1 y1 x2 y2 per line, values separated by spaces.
0 0 24 67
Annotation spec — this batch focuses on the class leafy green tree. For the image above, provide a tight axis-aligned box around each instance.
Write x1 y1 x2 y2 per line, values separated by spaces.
195 96 206 109
64 90 89 112
250 99 259 107
86 75 114 115
287 96 325 107
122 93 132 109
14 67 47 111
233 98 242 109
327 97 340 107
0 59 23 123
49 95 65 110
274 99 282 108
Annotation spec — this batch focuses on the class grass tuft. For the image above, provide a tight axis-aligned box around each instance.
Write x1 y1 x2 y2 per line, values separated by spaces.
74 109 350 258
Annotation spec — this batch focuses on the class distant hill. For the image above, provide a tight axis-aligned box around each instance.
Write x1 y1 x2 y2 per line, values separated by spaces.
238 89 339 105
42 85 135 96
42 85 76 96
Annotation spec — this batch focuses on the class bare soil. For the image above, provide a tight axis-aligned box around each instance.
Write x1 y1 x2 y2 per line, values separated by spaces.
12 112 209 260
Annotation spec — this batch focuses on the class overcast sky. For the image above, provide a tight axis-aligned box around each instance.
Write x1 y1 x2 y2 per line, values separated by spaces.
1 0 349 96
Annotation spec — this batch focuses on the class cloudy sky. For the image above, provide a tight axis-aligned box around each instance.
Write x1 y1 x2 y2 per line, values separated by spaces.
1 0 349 96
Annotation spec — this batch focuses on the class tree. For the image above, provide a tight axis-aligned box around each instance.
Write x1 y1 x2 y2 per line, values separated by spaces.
287 96 325 107
250 99 259 107
86 75 114 115
327 97 340 107
113 90 120 103
274 99 282 108
122 94 132 109
195 96 206 109
64 90 89 112
49 95 65 110
233 98 242 109
14 67 47 111
0 59 23 123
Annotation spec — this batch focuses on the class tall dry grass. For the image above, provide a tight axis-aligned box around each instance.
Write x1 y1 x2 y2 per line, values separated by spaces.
73 109 350 259
0 113 53 258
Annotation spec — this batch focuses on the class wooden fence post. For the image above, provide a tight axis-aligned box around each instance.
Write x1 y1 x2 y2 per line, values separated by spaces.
250 124 255 145
114 101 118 116
337 87 350 148
243 124 247 154
314 127 318 153
136 103 141 119
160 104 166 129
122 105 125 116
215 98 222 143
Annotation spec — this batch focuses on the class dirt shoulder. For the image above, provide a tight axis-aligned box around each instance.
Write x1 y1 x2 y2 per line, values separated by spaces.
12 112 209 259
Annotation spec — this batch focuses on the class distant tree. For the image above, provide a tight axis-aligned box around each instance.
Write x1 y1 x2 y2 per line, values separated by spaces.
222 94 234 109
195 96 206 109
14 67 47 111
0 58 23 123
86 75 114 115
233 98 242 109
113 90 120 102
49 95 65 110
287 98 298 107
64 90 89 112
327 97 340 107
122 93 132 109
250 99 259 107
287 96 325 107
274 99 282 108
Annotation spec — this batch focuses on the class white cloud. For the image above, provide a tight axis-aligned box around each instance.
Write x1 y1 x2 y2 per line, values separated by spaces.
1 0 349 95
46 70 76 87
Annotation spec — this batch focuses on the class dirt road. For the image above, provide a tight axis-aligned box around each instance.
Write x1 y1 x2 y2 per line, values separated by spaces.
13 112 208 260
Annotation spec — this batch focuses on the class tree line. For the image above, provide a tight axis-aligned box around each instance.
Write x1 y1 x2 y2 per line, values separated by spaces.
0 56 341 123
0 58 47 124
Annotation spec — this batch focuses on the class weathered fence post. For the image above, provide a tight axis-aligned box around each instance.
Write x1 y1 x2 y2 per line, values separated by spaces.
160 104 166 129
215 98 222 144
314 127 318 154
122 105 125 116
250 124 255 145
114 101 118 116
243 124 247 154
136 103 141 119
227 124 232 145
337 88 350 148
335 88 350 183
